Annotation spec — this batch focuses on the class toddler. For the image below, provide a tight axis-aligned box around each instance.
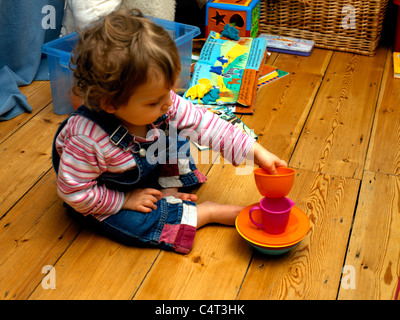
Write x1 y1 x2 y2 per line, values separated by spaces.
52 9 287 254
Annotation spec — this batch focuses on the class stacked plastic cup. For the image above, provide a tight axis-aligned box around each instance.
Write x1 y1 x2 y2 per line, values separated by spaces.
250 167 296 234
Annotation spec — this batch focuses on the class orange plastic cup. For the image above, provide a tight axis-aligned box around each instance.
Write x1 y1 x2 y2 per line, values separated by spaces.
254 167 296 198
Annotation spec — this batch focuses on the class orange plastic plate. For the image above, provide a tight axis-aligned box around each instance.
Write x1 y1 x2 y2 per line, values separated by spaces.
235 203 310 248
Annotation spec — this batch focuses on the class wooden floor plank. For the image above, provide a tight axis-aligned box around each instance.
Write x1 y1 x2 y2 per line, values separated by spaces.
236 169 360 300
133 225 253 300
0 81 52 143
290 47 388 179
365 49 400 175
242 49 333 160
338 171 400 300
29 229 161 300
0 104 67 216
0 171 81 299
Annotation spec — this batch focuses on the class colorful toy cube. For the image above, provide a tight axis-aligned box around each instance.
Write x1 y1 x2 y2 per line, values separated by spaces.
205 0 260 38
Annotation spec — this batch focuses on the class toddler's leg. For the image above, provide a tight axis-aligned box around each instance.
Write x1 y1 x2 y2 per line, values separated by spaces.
157 187 243 229
196 201 244 228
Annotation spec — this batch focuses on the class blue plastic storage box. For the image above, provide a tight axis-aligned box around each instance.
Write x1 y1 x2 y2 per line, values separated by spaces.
41 17 200 115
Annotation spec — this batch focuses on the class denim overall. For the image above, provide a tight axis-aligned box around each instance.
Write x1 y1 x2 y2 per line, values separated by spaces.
52 105 202 254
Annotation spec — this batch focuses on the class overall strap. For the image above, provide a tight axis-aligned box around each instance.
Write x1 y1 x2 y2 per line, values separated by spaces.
53 105 169 175
52 105 133 175
73 106 169 148
73 105 133 150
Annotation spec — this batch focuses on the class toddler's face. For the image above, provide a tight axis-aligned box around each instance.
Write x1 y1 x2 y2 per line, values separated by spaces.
110 80 173 129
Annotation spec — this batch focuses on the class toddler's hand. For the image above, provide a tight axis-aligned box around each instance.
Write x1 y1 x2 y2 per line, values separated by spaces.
251 142 287 175
122 188 163 213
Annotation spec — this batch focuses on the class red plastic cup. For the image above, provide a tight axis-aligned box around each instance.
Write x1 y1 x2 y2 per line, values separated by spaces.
249 197 295 234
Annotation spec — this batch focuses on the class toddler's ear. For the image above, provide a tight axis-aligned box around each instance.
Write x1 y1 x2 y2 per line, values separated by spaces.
100 98 117 113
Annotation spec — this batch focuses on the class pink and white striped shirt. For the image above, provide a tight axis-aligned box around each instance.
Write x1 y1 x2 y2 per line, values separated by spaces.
55 91 255 219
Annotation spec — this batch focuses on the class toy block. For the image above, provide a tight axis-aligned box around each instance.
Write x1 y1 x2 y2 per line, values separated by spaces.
205 0 260 38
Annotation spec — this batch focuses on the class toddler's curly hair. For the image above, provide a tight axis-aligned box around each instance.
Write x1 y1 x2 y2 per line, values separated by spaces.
71 9 181 111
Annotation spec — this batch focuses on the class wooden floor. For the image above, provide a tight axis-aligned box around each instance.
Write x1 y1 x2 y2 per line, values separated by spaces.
1 42 400 300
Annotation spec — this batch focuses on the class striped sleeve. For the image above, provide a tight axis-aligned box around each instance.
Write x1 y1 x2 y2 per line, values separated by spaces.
57 134 125 216
170 91 256 166
55 116 129 217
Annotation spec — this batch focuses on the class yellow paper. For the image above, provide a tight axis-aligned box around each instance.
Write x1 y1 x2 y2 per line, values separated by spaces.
394 52 400 79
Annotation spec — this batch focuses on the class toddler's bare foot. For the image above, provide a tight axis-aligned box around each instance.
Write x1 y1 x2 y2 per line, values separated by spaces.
158 188 198 202
196 201 244 228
